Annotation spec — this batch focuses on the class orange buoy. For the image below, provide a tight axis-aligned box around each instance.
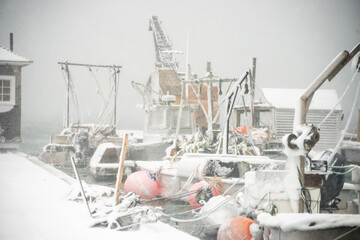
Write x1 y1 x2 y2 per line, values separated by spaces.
217 216 255 240
188 180 219 209
124 171 159 200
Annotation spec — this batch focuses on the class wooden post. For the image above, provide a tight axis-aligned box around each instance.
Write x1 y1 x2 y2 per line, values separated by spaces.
114 133 129 205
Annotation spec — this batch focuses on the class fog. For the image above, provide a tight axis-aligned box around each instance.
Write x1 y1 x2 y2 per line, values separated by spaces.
1 0 359 133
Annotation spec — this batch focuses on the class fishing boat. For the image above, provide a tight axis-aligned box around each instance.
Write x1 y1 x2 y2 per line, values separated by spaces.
122 42 360 239
39 62 123 167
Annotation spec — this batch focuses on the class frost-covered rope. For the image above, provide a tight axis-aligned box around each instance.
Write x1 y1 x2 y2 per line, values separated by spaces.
327 70 360 164
89 67 107 104
328 164 360 175
318 64 360 128
166 185 245 223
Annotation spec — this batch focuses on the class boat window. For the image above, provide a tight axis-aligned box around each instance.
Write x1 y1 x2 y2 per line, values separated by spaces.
236 109 270 128
172 109 190 128
257 110 270 128
149 109 165 128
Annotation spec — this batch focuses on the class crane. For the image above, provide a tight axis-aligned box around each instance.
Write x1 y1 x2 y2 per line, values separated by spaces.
149 16 181 72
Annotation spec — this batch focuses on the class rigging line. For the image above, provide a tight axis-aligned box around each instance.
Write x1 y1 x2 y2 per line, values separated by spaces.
318 64 360 128
327 70 360 164
96 83 115 126
67 69 82 125
241 96 257 154
89 67 107 104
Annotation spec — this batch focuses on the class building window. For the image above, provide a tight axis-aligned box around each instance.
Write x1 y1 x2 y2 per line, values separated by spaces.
0 75 15 106
0 79 11 102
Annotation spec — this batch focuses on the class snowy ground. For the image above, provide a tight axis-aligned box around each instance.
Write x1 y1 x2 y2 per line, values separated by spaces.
0 151 197 240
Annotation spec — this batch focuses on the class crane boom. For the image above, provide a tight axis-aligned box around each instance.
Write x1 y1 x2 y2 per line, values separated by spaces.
149 16 179 71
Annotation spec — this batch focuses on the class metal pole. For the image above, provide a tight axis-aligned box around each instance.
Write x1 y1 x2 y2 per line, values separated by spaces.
207 62 213 140
65 63 70 128
113 67 117 127
58 62 122 69
222 97 230 154
207 82 213 140
250 58 256 126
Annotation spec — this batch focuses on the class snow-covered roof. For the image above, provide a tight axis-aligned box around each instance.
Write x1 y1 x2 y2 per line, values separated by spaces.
0 45 32 66
262 88 342 110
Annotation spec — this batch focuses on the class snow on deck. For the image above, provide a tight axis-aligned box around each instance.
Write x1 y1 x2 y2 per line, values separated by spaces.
0 152 197 240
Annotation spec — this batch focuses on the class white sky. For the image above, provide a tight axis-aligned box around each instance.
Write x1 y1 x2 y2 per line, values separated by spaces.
0 0 359 132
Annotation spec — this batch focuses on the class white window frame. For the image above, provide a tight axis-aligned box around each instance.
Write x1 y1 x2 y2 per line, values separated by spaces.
0 75 16 106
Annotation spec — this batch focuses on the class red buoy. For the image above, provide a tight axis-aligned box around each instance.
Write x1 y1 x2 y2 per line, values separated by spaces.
188 180 219 209
124 171 159 200
217 216 255 240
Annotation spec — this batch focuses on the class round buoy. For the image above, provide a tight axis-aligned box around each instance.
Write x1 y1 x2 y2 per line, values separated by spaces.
217 216 255 240
188 180 219 209
124 171 158 200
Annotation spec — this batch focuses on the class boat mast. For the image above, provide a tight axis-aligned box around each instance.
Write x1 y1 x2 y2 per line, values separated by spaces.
221 71 249 154
113 65 120 127
65 62 70 128
250 58 256 126
206 62 214 140
58 62 122 128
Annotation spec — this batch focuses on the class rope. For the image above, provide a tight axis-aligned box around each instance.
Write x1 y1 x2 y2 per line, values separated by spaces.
61 66 82 125
328 165 359 175
319 64 360 128
167 186 245 223
327 68 360 163
89 67 107 104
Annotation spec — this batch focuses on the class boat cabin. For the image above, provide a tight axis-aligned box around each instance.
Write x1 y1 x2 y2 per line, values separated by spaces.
233 88 342 151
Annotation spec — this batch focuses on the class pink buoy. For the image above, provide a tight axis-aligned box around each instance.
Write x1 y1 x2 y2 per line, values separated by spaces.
124 171 158 200
217 216 255 240
188 180 219 209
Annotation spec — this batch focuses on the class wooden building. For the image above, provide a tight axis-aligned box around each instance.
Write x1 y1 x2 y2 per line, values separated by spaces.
0 45 32 149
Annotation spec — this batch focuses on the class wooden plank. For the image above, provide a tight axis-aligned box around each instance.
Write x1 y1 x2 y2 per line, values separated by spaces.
70 156 92 217
114 133 129 205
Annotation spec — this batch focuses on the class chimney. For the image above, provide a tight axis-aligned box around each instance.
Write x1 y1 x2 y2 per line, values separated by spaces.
206 62 211 73
10 33 13 51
